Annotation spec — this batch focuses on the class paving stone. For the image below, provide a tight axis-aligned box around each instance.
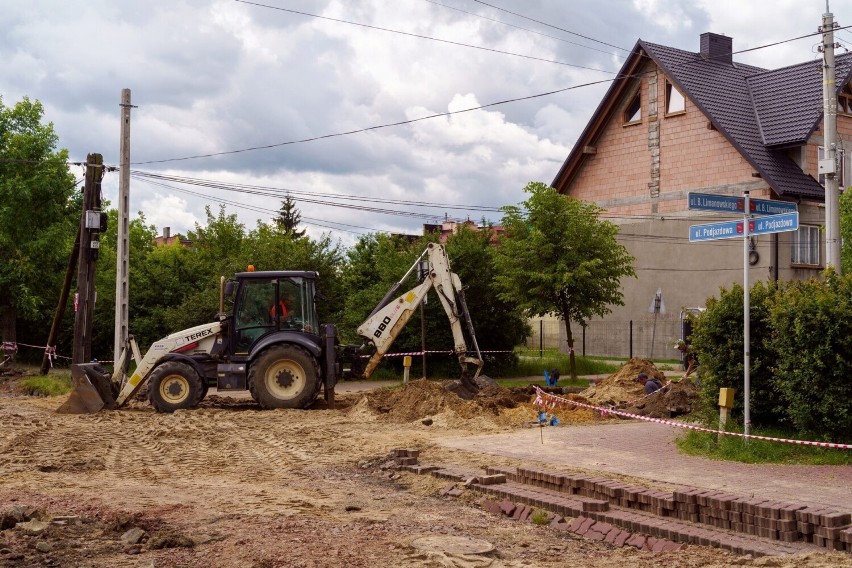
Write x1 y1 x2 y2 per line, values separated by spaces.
480 499 501 516
614 530 631 547
567 516 585 532
499 500 516 517
820 512 852 527
578 517 596 535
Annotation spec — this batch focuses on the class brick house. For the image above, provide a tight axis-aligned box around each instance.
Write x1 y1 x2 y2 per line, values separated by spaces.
547 32 852 359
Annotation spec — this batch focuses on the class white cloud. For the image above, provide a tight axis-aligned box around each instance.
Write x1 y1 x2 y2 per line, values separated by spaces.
2 0 850 247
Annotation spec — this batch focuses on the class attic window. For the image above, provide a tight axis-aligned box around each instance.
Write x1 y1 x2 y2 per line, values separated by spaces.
665 81 685 114
839 83 852 114
624 93 641 124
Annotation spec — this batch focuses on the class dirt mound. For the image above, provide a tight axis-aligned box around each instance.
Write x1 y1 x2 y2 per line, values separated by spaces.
358 379 528 423
621 378 698 419
580 358 664 404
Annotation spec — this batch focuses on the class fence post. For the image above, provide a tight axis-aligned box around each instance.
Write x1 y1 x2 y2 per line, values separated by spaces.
629 320 633 359
539 320 543 358
582 325 586 357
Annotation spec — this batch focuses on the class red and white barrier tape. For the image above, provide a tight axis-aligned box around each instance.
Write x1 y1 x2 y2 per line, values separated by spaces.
534 387 852 450
11 342 73 362
382 349 517 358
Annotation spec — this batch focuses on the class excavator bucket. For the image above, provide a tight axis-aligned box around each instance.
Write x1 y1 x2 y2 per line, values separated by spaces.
56 363 118 414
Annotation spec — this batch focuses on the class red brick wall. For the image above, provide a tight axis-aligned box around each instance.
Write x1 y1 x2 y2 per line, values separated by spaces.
567 63 760 215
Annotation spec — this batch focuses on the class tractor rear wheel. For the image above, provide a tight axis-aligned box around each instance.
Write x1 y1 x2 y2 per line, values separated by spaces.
248 344 319 409
148 361 204 413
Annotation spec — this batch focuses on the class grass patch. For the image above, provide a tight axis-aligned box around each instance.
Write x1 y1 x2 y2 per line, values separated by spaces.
19 374 72 397
509 352 620 378
676 427 850 465
496 377 588 389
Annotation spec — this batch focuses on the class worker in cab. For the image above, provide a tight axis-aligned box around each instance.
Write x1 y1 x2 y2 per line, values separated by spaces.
270 299 289 319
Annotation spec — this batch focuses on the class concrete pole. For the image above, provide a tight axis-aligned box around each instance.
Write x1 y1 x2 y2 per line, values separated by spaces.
743 191 751 439
822 10 841 272
114 89 132 361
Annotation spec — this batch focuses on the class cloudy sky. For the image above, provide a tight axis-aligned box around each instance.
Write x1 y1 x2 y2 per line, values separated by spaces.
3 0 851 246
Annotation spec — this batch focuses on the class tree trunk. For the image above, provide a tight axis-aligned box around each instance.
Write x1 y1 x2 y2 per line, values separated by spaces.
0 302 16 343
563 315 576 380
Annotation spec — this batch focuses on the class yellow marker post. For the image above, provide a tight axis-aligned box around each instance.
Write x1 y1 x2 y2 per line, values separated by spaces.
403 356 412 384
718 387 736 440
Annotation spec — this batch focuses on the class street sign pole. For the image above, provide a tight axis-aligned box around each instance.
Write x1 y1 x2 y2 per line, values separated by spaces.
688 192 799 441
742 192 751 440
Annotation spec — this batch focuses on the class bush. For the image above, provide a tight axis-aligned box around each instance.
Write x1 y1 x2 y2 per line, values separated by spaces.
769 271 852 442
690 281 784 427
692 272 852 444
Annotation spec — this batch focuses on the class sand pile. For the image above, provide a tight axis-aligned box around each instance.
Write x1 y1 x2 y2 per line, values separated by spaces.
622 378 698 419
580 358 664 404
358 379 528 423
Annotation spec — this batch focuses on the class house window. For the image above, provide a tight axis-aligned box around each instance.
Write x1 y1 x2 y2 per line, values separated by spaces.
665 81 685 114
839 83 852 114
624 93 641 124
791 225 821 266
818 146 845 186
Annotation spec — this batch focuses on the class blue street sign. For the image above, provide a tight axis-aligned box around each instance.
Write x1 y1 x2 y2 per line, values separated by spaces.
687 193 797 215
689 219 743 242
688 193 741 213
751 211 799 235
689 212 799 242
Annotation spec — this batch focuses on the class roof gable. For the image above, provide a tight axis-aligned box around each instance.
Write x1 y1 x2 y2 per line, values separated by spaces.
553 37 852 201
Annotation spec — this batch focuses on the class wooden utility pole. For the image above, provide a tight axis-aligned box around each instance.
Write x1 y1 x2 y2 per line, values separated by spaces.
114 89 133 360
72 154 103 365
40 231 80 374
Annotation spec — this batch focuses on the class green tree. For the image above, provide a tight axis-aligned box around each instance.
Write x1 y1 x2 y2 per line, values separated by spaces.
840 189 852 274
445 225 528 374
494 182 635 378
0 96 78 344
275 195 306 238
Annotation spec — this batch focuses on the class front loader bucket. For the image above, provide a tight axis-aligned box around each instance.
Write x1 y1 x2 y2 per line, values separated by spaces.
56 363 118 414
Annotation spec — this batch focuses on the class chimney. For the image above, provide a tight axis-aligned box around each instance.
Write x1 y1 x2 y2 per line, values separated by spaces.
163 226 171 240
700 32 732 64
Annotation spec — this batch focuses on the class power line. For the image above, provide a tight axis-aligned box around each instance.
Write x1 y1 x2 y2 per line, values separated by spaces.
470 0 629 52
420 0 619 56
131 175 374 235
129 23 851 167
129 170 501 212
235 0 615 73
128 172 494 225
128 76 615 165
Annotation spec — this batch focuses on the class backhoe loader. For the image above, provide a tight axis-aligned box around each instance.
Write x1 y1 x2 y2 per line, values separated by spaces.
57 243 485 414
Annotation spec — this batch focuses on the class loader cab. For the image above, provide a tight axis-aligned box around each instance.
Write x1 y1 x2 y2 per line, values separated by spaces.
230 271 320 355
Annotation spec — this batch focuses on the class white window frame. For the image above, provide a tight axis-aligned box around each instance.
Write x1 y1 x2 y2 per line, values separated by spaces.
791 224 821 266
665 80 685 115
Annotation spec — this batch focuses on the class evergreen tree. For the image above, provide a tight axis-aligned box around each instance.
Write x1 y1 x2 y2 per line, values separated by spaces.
275 195 306 238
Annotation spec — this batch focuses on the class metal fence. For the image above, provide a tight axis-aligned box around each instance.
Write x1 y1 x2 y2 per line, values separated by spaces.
524 318 683 361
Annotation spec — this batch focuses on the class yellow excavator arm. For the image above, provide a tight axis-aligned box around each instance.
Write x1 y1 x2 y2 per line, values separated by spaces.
356 242 484 380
